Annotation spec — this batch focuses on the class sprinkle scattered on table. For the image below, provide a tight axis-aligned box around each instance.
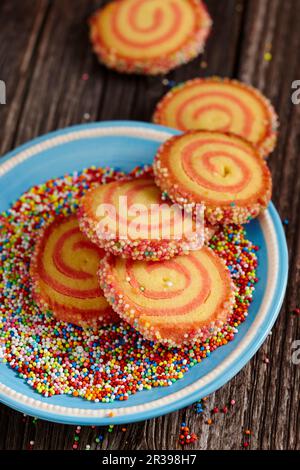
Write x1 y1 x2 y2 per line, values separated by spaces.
179 423 197 446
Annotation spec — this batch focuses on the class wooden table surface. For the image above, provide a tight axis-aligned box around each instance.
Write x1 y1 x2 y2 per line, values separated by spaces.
0 0 299 451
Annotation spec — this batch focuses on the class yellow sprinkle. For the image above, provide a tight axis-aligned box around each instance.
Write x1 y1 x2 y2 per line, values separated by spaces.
264 52 272 62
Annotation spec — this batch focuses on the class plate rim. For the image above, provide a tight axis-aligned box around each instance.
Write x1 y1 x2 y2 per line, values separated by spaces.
0 121 288 425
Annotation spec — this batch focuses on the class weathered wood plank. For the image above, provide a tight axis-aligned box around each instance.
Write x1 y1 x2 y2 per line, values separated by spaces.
0 0 51 155
131 0 246 124
236 0 300 451
7 0 107 148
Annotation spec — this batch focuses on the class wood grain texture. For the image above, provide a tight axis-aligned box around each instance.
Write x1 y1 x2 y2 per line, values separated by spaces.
0 0 299 450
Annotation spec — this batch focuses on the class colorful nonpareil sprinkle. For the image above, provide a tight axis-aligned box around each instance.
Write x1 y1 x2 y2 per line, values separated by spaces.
72 426 81 450
264 52 272 62
195 400 204 414
29 440 35 450
0 166 258 403
179 422 197 446
243 429 252 449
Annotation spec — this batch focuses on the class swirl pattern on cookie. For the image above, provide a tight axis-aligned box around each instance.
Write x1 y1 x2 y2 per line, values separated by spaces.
153 130 272 225
89 0 212 75
30 215 118 327
78 176 204 261
99 247 235 346
153 77 278 156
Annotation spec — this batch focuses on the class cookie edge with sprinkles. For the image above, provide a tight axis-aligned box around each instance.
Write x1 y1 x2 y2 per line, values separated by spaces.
153 130 273 225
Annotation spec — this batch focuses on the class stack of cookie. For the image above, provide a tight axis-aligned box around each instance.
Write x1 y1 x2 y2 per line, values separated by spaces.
30 107 275 347
30 0 278 347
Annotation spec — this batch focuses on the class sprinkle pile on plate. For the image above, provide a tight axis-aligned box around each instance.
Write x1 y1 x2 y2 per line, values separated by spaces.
0 166 258 402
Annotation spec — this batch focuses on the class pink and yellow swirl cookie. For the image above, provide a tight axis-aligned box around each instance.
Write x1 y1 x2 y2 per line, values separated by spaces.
89 0 212 75
30 215 118 327
78 176 204 261
153 130 272 225
99 247 235 346
153 77 278 157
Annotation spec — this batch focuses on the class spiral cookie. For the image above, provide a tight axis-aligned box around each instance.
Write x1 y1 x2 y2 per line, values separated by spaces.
30 215 118 327
89 0 212 75
78 176 204 261
153 130 272 225
99 247 235 346
153 77 278 157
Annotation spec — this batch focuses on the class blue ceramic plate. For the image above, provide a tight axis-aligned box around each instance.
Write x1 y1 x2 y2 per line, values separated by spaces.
0 121 288 425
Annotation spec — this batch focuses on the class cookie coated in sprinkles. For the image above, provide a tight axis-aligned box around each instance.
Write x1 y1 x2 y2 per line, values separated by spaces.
89 0 212 75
